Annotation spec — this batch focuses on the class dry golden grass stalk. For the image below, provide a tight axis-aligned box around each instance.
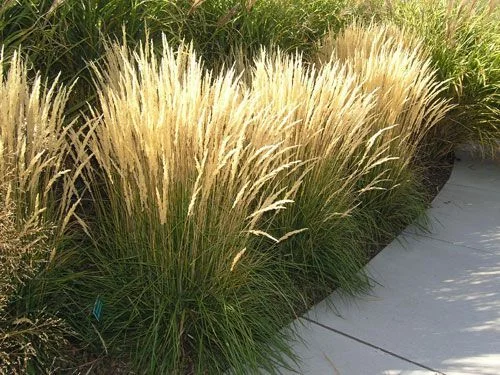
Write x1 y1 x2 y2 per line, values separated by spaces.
319 23 452 171
188 0 206 15
0 49 74 232
247 49 392 214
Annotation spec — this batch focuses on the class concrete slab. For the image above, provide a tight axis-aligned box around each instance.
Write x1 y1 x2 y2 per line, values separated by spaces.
450 151 500 193
303 235 500 375
405 183 500 253
273 319 439 375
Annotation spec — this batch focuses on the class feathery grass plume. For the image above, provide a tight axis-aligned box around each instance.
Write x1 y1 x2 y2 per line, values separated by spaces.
0 49 75 231
321 23 452 177
72 37 306 374
319 23 452 238
317 21 422 64
247 49 388 303
0 50 74 374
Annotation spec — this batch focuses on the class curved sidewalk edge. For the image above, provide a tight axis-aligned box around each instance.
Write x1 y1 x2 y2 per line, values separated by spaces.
271 149 500 375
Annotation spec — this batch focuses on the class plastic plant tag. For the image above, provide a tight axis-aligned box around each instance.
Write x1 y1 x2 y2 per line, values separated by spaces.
92 296 103 321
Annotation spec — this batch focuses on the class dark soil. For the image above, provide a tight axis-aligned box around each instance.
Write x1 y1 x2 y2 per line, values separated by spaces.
364 151 455 262
420 152 455 200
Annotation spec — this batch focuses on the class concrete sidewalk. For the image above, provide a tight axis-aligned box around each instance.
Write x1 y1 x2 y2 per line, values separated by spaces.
277 151 500 375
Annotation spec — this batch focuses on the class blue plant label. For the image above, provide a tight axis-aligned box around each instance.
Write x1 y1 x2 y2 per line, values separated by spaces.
92 296 103 321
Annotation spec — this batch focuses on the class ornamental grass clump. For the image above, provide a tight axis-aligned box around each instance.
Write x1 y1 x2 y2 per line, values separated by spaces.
247 51 382 301
63 24 453 372
318 23 452 237
321 23 451 167
0 51 74 374
0 50 75 227
71 39 307 374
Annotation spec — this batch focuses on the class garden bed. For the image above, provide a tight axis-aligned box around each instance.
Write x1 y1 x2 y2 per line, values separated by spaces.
0 1 497 374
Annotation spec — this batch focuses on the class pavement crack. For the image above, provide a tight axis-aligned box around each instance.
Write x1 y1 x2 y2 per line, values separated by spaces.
302 317 447 375
447 182 500 195
403 231 495 255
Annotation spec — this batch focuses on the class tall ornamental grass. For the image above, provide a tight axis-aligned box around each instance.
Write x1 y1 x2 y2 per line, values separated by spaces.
247 51 381 302
318 23 452 237
321 23 452 171
0 20 456 372
69 39 307 374
0 51 75 374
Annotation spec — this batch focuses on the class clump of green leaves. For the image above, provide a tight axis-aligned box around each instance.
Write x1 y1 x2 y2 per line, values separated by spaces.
0 0 347 107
